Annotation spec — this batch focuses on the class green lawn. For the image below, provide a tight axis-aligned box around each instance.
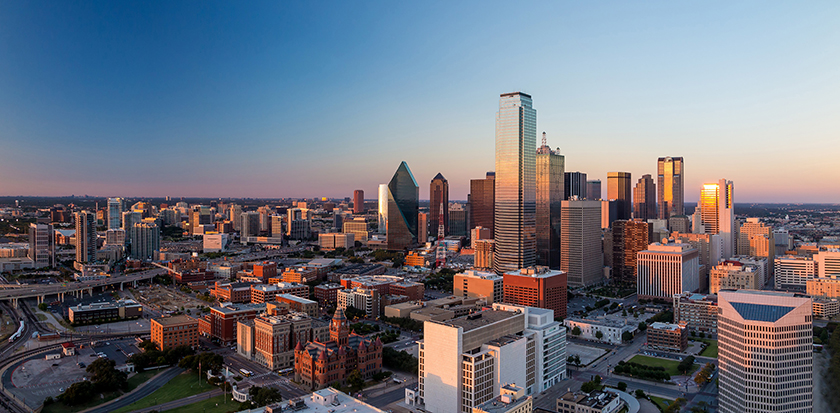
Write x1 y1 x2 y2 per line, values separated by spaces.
42 371 160 413
167 395 235 413
628 355 697 376
698 339 718 358
112 372 215 413
127 370 160 391
649 396 673 410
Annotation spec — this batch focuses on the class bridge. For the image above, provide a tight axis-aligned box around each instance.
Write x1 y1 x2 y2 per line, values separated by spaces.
0 268 166 307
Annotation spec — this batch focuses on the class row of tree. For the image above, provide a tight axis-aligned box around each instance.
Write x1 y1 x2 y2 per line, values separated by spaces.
383 347 418 374
55 358 128 405
612 360 671 381
129 341 194 371
823 324 840 412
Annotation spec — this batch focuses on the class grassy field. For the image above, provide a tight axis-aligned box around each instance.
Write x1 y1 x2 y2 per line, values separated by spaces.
42 370 160 413
167 395 234 413
698 339 718 358
649 396 674 410
127 370 160 390
112 372 215 413
628 355 697 376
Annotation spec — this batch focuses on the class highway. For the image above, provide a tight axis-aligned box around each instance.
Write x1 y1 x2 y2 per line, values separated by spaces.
0 269 165 302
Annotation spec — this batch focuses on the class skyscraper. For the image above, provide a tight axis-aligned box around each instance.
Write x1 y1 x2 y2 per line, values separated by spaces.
469 172 495 237
636 241 700 299
585 180 601 200
386 161 419 251
107 197 123 230
657 157 684 220
129 220 160 260
536 133 564 268
28 222 54 268
494 92 536 275
417 212 428 244
699 179 735 258
633 174 656 221
564 172 587 200
560 200 603 287
353 190 364 214
607 172 632 220
718 290 812 413
429 173 449 238
75 211 96 263
610 220 653 284
377 184 388 234
241 211 261 241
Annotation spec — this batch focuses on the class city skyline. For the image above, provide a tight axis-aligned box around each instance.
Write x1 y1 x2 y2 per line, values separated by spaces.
1 2 839 202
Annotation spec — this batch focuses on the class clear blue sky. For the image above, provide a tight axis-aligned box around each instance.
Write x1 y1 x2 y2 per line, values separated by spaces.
1 1 838 202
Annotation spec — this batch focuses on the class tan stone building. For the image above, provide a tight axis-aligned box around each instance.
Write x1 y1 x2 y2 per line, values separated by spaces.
455 270 504 304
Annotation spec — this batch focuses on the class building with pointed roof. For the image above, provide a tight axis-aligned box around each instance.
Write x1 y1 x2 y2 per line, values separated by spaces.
386 161 419 251
294 308 383 390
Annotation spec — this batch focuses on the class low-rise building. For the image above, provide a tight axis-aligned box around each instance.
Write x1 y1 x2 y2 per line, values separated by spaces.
198 302 264 345
455 270 503 304
68 300 143 324
337 288 380 317
319 233 354 251
813 299 840 319
710 260 762 294
313 283 343 306
557 390 623 413
472 384 532 413
274 294 319 317
210 281 253 303
389 280 425 301
265 387 386 413
775 255 817 290
808 278 840 299
251 282 308 304
673 293 718 338
647 322 688 352
281 266 321 284
563 317 636 345
151 315 198 350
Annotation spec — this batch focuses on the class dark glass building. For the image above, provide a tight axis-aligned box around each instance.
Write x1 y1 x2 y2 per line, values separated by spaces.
469 172 495 237
564 172 587 200
607 172 632 220
386 161 419 251
430 173 449 238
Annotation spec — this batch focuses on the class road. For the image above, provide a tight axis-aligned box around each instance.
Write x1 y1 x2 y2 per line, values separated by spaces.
83 367 184 413
0 269 165 301
123 389 223 413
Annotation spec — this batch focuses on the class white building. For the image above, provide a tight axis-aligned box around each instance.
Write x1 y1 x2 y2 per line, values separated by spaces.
336 288 379 317
637 241 700 299
563 317 636 345
774 255 816 290
718 290 812 413
203 232 229 253
493 303 566 392
816 250 840 279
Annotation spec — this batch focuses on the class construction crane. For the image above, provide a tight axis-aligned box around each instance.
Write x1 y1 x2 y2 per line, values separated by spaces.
435 202 446 269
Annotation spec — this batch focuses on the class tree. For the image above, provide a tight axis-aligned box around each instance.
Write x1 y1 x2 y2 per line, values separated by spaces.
581 380 598 393
638 322 647 331
38 303 48 311
622 331 634 342
248 386 283 407
572 326 582 336
678 356 696 374
138 340 159 352
635 389 645 398
574 355 581 366
617 382 627 392
86 358 128 392
59 381 95 405
622 309 627 317
344 305 367 320
595 331 604 340
347 369 364 391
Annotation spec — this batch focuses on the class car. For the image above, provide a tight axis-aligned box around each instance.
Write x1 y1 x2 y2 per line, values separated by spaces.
59 388 64 392
78 362 86 368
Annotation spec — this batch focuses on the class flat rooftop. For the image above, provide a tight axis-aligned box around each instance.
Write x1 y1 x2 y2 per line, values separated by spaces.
504 266 565 278
154 315 196 326
438 310 518 332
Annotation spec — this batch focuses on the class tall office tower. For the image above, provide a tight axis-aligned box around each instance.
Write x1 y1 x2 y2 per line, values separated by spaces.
449 205 467 237
229 204 243 231
418 304 565 412
469 172 495 237
190 205 212 235
564 172 587 200
285 208 311 240
671 232 722 292
430 173 449 238
691 208 705 233
737 218 775 275
610 220 653 284
129 221 160 260
107 198 123 230
122 211 141 236
633 174 656 221
657 157 684 220
585 180 601 200
607 172 632 220
494 92 537 275
502 266 567 319
240 211 261 242
636 241 700 300
105 228 126 246
474 239 494 270
417 212 428 244
717 290 812 413
377 183 388 234
353 189 364 214
536 134 564 268
28 223 54 268
700 179 735 258
386 161 419 251
75 211 96 263
270 215 284 237
560 200 603 287
257 206 272 232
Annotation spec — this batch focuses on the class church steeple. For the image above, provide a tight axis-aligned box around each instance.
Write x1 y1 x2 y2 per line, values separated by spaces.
330 308 349 346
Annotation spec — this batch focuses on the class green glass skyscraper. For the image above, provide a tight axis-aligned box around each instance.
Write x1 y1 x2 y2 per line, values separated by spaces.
494 92 537 274
386 161 419 251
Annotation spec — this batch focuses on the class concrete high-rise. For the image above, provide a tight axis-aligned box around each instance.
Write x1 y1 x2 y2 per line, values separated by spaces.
564 172 587 200
737 218 775 275
129 221 160 260
633 174 656 221
377 183 388 234
607 172 632 220
75 211 96 264
718 290 812 413
386 161 419 251
536 134 564 268
107 197 123 230
637 241 700 299
560 200 603 287
28 222 54 268
700 179 735 258
417 212 428 244
469 172 495 236
353 190 364 214
229 204 243 231
657 157 684 220
585 180 601 200
493 92 536 274
240 211 261 241
430 173 449 238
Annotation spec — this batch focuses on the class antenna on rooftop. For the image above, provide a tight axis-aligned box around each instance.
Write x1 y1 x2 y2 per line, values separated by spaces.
542 132 547 147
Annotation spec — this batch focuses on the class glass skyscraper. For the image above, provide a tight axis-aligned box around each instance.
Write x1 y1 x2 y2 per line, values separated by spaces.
377 183 388 234
493 92 536 274
386 161 419 251
107 197 123 230
536 135 564 269
657 156 684 220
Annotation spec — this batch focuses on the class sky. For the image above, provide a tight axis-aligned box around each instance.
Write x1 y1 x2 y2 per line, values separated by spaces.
1 1 838 203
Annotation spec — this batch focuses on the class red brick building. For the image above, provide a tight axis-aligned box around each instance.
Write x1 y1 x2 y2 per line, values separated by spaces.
503 266 567 319
210 282 253 303
294 308 382 390
389 281 425 301
197 303 263 345
313 283 343 306
251 282 309 304
151 315 198 350
253 262 277 282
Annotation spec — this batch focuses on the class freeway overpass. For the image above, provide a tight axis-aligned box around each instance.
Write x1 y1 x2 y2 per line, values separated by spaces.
0 268 165 307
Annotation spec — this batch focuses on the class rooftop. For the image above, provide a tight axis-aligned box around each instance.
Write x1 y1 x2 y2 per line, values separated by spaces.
153 315 196 326
650 322 684 331
214 302 266 315
276 294 316 304
438 309 519 332
504 266 565 278
474 393 531 413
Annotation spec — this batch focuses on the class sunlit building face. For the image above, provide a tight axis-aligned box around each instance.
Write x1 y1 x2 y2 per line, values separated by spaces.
657 157 684 220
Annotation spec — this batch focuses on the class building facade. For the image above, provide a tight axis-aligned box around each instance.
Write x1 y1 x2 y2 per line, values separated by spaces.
560 200 603 287
699 179 735 258
536 135 564 269
470 172 495 237
607 172 632 220
637 241 700 300
656 157 684 220
151 315 199 351
503 267 567 319
75 211 96 263
673 293 718 338
647 322 688 352
386 161 419 251
455 270 503 304
633 174 656 221
430 173 449 238
610 220 653 284
353 189 365 214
